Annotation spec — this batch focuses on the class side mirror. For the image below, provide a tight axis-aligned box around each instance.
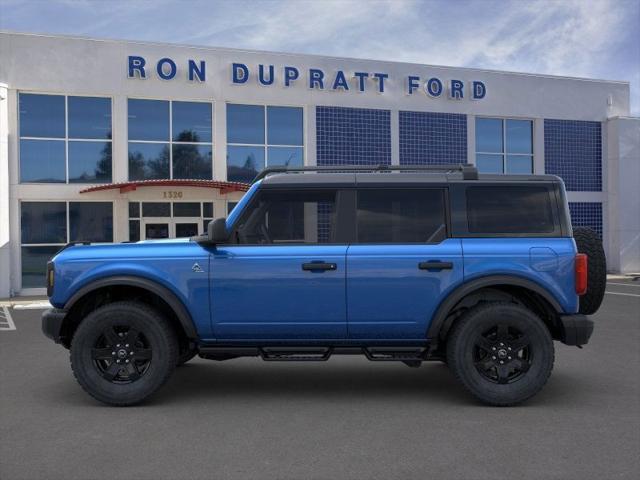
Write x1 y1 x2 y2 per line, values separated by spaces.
207 218 229 244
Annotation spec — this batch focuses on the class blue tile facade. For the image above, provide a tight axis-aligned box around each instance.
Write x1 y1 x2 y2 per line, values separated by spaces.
399 111 467 164
569 202 603 238
316 106 391 165
544 119 602 191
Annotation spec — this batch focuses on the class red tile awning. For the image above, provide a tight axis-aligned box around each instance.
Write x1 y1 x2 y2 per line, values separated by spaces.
79 179 250 194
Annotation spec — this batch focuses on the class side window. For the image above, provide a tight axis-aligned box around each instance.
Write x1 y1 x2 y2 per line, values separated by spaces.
466 186 555 234
235 190 337 244
356 189 447 243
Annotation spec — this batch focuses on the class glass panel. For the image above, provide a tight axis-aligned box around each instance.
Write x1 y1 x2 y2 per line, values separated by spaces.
176 223 199 237
69 202 113 242
506 155 533 174
203 202 213 218
22 246 62 288
227 202 238 215
19 93 65 138
20 139 66 183
466 186 554 233
203 220 210 233
475 118 503 153
68 141 112 183
129 220 140 242
129 202 140 218
357 189 446 243
172 144 212 179
267 106 303 145
506 119 533 154
173 202 201 217
142 202 171 217
172 101 212 143
145 223 169 239
236 190 336 244
128 99 169 141
128 142 170 180
227 145 265 183
476 154 504 174
267 146 304 168
68 96 112 139
227 104 264 144
21 202 67 244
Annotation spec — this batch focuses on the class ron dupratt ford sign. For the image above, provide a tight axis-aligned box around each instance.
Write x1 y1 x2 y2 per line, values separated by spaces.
127 55 487 100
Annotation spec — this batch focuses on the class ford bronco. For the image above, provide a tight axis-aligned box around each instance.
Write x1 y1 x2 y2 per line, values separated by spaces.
42 164 605 406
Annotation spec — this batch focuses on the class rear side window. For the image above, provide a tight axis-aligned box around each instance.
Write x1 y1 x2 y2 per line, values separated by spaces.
466 186 555 234
356 189 447 243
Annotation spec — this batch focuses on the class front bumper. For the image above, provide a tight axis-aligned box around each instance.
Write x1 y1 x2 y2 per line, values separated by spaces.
558 314 594 346
42 308 67 344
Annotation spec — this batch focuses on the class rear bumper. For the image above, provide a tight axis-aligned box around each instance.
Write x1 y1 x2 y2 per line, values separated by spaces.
42 308 67 344
558 314 594 346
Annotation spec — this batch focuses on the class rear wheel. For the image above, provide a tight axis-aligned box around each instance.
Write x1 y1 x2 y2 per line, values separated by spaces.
70 301 178 406
447 302 554 406
573 227 606 315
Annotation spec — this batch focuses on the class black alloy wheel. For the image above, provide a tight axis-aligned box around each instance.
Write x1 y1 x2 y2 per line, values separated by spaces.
91 325 152 383
472 324 532 384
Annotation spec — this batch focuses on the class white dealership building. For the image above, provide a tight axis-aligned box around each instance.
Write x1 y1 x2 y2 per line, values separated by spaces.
0 31 638 296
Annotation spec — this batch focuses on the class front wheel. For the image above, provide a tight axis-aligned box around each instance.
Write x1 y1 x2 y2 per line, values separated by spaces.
70 301 178 406
446 302 554 406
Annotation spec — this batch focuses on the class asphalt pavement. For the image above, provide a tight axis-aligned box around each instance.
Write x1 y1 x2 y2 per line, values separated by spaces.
1 279 639 480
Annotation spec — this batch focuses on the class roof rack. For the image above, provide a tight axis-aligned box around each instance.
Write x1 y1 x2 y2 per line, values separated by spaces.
252 164 478 183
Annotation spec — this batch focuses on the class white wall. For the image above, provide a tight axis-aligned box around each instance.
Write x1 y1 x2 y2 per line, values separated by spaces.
0 83 10 297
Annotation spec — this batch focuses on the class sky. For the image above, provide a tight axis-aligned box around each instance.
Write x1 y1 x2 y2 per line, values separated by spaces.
1 0 639 114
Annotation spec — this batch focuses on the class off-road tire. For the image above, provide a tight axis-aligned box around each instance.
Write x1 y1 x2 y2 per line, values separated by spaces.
447 302 554 406
70 301 178 406
573 227 606 315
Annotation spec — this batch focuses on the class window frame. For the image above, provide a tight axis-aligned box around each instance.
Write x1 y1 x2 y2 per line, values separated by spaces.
18 92 114 184
475 116 534 174
128 201 214 241
226 103 306 182
127 98 215 181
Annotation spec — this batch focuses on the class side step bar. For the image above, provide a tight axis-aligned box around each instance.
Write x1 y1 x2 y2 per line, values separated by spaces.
199 346 433 362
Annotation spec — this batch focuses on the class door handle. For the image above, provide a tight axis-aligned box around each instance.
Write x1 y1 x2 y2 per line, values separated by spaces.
418 261 453 271
302 262 337 272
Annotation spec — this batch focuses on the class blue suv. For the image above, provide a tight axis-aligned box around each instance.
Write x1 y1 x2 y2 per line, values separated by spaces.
42 165 605 406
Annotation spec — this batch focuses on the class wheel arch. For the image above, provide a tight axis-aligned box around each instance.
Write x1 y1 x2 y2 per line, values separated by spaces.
60 276 198 348
427 275 563 347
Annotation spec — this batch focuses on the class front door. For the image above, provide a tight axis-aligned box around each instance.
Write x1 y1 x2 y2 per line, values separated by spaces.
141 218 202 239
210 188 348 341
346 188 464 340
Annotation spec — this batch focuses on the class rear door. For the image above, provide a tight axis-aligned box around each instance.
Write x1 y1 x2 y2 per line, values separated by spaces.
346 188 463 340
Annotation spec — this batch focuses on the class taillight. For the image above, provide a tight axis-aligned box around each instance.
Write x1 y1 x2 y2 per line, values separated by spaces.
575 253 588 295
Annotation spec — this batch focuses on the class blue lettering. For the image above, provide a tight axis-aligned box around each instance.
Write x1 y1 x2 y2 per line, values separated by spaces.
353 72 368 92
156 58 177 80
425 77 443 97
407 75 420 95
449 79 464 99
332 70 349 91
284 66 299 87
473 81 486 99
128 56 146 79
188 60 205 82
258 64 274 86
373 72 388 93
309 69 325 89
232 63 249 84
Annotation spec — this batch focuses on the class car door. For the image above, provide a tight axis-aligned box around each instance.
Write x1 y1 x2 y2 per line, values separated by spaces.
346 187 464 340
210 188 348 341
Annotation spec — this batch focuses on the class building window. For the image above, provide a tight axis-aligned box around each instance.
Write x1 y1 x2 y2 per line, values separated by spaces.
316 106 391 166
475 118 533 174
20 201 113 288
399 111 467 165
19 93 112 183
128 99 213 181
226 104 304 183
128 201 214 241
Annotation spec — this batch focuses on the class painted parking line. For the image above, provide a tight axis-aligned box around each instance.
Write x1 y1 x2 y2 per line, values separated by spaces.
605 291 640 298
607 282 640 288
0 306 16 331
13 301 52 310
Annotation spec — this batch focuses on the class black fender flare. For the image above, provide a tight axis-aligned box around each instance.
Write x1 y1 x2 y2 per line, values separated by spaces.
64 275 198 339
426 275 563 344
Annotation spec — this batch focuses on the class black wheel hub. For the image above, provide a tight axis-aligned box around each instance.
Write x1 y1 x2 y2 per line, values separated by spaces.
473 324 532 384
91 326 152 384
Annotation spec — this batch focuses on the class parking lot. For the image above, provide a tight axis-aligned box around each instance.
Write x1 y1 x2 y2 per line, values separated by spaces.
1 279 638 480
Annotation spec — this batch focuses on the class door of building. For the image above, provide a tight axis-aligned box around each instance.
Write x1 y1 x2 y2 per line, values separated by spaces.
141 217 203 240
